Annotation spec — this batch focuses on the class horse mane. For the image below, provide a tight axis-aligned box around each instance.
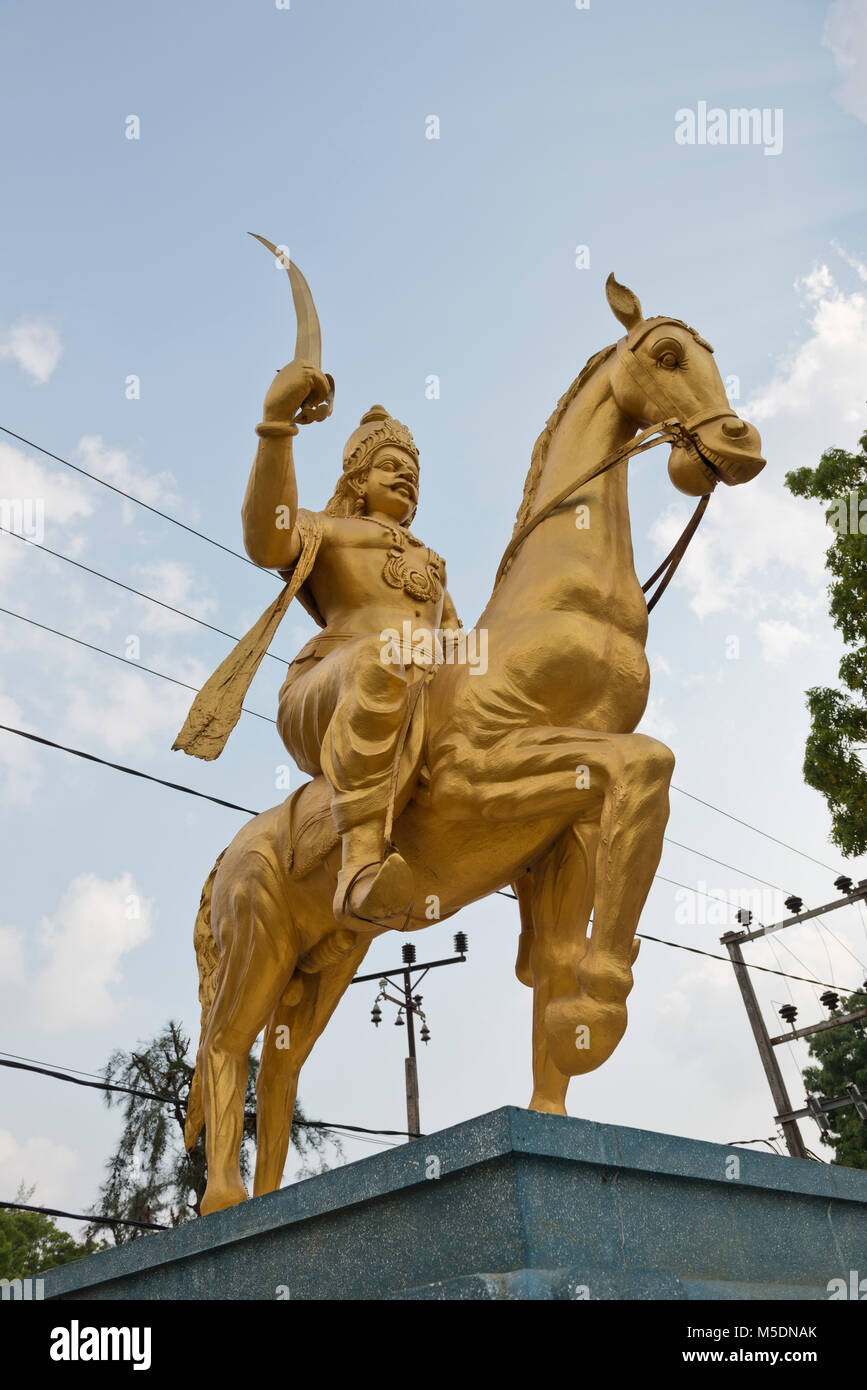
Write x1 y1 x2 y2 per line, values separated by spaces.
512 342 617 534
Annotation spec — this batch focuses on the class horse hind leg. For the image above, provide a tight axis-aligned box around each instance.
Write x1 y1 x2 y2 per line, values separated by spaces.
253 927 373 1198
199 874 298 1216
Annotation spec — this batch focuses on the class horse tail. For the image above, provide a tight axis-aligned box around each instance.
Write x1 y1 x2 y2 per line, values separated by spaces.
184 851 226 1152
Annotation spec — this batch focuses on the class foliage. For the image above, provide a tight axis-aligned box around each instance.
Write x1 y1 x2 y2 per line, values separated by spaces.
86 1020 338 1243
0 1184 102 1279
802 987 867 1169
785 431 867 855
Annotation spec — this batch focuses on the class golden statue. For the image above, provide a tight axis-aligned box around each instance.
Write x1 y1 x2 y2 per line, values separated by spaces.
174 238 766 1214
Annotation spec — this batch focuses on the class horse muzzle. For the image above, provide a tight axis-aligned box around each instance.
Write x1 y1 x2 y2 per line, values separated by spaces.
669 411 765 496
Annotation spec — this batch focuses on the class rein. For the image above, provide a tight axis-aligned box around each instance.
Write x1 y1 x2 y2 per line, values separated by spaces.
494 416 714 614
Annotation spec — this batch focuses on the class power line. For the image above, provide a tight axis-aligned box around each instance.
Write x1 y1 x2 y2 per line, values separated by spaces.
0 1049 106 1082
1 417 844 895
652 872 763 923
0 1056 184 1107
662 837 787 894
0 526 291 666
1 719 767 925
3 611 786 911
0 605 276 725
0 424 852 885
0 1056 418 1139
670 784 843 875
0 1198 167 1231
0 724 260 816
635 931 858 992
0 422 265 573
813 915 866 972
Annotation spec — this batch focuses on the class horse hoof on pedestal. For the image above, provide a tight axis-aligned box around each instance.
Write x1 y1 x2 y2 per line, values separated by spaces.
200 1180 248 1216
544 993 628 1075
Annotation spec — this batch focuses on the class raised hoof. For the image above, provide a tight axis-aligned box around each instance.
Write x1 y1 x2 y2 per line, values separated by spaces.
544 992 629 1076
334 851 414 930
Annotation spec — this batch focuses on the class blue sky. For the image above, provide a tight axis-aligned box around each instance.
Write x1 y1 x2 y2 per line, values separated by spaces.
1 0 867 1226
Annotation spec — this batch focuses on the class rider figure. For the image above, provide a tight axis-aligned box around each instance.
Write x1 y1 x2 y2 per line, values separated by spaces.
236 359 459 929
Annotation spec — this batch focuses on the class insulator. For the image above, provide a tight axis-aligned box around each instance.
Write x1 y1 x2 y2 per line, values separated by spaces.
820 990 840 1013
779 1003 798 1026
784 895 803 915
834 875 853 895
401 942 416 965
371 1003 382 1027
420 1024 431 1044
454 931 468 954
395 1010 405 1027
735 908 752 927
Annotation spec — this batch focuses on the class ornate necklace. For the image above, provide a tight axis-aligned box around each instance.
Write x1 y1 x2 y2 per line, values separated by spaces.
359 516 445 604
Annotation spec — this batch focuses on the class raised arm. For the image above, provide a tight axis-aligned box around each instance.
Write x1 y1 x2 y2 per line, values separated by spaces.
241 359 334 570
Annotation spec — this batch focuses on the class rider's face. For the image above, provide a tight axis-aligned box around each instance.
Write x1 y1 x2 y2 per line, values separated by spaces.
363 448 419 523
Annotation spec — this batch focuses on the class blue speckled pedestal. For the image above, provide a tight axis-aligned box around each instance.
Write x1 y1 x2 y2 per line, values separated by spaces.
43 1107 867 1300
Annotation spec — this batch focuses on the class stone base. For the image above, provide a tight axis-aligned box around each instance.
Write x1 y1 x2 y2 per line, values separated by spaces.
43 1107 867 1300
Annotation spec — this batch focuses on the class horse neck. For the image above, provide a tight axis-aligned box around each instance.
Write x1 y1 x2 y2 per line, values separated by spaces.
481 362 640 622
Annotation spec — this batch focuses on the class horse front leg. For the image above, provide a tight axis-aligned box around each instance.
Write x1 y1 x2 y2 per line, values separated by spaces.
434 725 672 1077
544 733 672 1075
515 817 599 1113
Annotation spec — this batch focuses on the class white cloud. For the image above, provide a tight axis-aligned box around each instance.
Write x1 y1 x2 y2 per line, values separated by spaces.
0 925 26 992
0 319 63 384
0 873 153 1034
0 687 44 805
650 257 867 622
638 694 677 742
74 435 181 520
749 265 867 428
0 1132 80 1208
32 872 153 1033
823 0 867 123
756 618 811 665
63 667 194 754
649 485 828 621
132 561 217 636
0 442 94 584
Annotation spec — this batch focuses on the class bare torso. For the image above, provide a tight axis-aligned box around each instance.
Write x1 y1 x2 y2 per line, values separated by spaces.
283 513 452 640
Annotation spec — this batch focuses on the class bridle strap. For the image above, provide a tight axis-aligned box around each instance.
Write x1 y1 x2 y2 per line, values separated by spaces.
642 493 709 612
495 418 686 589
494 412 712 615
494 325 739 610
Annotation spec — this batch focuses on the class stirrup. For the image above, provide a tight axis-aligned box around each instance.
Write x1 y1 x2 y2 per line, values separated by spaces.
337 857 415 932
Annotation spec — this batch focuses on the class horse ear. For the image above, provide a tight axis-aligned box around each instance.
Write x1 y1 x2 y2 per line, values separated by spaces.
606 274 643 331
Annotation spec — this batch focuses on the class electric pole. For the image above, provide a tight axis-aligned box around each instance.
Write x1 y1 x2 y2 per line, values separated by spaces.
722 876 867 1158
351 933 468 1139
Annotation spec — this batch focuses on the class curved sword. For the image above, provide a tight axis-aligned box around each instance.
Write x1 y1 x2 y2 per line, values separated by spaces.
248 232 322 367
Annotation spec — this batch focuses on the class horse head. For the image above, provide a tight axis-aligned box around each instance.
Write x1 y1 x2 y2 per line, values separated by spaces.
605 273 765 498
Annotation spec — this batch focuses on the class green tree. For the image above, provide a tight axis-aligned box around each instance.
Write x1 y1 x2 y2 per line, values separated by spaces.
802 987 867 1169
785 431 867 856
0 1183 101 1278
86 1020 338 1243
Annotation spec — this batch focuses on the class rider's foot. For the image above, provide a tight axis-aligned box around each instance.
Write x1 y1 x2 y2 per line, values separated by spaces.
333 851 414 930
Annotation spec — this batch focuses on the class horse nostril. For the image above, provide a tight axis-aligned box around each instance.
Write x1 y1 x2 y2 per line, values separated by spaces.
722 419 749 439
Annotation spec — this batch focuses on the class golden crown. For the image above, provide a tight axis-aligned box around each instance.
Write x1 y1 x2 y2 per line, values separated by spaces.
342 405 419 475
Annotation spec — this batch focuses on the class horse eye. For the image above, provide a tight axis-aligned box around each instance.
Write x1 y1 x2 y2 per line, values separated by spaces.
658 351 679 369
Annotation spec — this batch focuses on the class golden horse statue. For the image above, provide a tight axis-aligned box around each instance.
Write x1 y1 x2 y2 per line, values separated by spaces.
181 266 765 1215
